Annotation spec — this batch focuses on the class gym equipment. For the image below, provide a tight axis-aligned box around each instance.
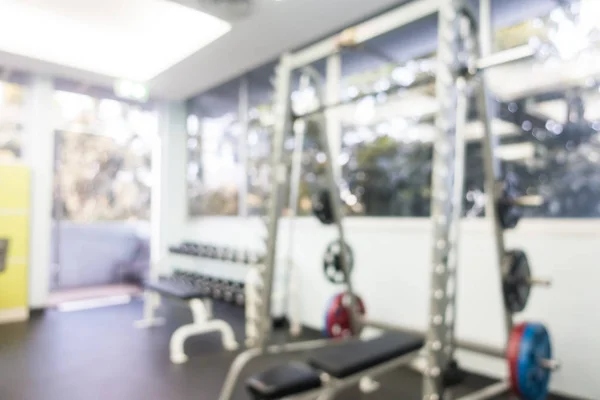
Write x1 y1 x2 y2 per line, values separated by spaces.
223 281 234 303
167 240 267 265
502 250 551 313
507 322 555 400
323 240 354 284
312 189 334 224
323 292 365 338
497 179 545 230
135 276 239 364
245 333 424 400
213 279 224 300
503 250 531 313
220 4 562 398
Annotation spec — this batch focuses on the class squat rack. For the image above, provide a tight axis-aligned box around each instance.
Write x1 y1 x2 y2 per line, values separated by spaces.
220 0 560 399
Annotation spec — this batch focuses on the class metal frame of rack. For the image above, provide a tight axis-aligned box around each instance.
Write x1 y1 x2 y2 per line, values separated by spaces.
219 0 563 398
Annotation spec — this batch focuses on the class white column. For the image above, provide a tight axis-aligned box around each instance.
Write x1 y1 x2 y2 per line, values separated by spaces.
22 75 54 309
325 54 342 179
151 101 188 277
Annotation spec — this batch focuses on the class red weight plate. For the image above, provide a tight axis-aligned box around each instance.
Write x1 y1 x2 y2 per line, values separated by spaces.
325 293 365 338
507 323 527 396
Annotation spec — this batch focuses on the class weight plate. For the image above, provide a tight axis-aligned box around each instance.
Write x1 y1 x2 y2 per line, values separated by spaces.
517 323 552 400
323 292 365 338
323 240 354 284
497 179 523 230
503 250 532 313
507 323 526 397
322 294 337 337
312 189 334 225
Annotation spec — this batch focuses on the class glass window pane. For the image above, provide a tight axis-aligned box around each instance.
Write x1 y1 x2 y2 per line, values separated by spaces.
0 81 24 162
188 113 241 217
54 91 155 222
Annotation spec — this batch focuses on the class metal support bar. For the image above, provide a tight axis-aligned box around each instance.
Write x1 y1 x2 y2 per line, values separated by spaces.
238 75 249 217
424 1 464 398
456 381 510 400
445 75 468 364
305 56 358 332
475 45 536 71
364 319 505 359
257 54 293 351
289 0 439 69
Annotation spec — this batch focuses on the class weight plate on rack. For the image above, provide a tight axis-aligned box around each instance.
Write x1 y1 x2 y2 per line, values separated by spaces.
323 292 365 338
312 189 334 225
323 240 354 284
507 322 552 400
503 250 531 313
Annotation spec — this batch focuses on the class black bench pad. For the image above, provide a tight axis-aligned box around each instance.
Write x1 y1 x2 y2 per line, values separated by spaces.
145 279 206 300
246 362 322 400
308 332 424 378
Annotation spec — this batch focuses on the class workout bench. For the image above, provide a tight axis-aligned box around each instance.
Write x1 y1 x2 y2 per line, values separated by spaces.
135 278 239 364
246 332 424 399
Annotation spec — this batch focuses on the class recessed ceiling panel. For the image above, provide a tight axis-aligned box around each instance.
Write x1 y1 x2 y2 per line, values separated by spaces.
0 0 231 81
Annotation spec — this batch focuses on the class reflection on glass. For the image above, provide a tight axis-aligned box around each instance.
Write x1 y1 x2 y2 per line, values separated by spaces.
0 81 24 162
188 113 240 217
247 108 271 216
54 91 155 222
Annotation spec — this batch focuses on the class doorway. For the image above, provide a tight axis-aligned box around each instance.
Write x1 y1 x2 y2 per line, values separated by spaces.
49 124 153 308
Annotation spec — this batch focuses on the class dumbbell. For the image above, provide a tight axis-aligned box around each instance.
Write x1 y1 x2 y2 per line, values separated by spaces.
179 242 195 255
197 276 210 295
212 280 225 300
195 244 207 257
223 281 235 302
235 290 245 306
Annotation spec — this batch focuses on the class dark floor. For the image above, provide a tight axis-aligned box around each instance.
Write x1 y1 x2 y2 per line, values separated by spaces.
0 300 571 400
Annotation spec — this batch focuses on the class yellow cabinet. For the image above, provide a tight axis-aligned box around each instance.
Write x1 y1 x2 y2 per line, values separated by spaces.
0 263 28 309
0 163 30 316
0 215 29 259
0 165 30 209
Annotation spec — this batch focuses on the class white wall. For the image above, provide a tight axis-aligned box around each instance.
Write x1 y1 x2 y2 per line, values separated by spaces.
22 75 54 309
182 216 599 400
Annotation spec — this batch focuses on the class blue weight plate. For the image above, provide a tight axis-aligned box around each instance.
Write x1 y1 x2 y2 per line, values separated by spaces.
517 322 552 400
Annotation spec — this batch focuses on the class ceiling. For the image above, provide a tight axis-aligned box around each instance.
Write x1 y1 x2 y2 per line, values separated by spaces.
0 0 412 100
0 0 580 104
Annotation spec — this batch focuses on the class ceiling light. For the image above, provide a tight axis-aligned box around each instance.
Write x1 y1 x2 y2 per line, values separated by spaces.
0 0 231 82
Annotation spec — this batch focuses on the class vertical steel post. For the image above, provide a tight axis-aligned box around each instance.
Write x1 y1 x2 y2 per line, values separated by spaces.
238 75 249 218
444 75 468 365
304 57 358 333
471 13 514 338
283 74 310 337
424 0 464 398
257 54 293 350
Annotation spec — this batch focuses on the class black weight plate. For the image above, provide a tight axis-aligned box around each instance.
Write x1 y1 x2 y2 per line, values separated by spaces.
498 200 522 230
312 189 334 225
322 240 354 284
503 250 531 313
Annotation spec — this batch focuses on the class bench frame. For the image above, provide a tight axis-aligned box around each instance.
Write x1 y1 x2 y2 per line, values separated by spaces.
135 289 239 364
218 337 420 400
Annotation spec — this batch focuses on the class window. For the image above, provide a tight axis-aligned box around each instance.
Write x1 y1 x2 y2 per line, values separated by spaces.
187 113 241 217
464 3 600 218
246 106 272 216
54 91 156 222
0 81 25 162
339 59 436 217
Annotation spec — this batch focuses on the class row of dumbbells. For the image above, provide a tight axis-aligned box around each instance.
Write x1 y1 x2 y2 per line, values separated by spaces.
169 241 265 265
172 270 246 306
